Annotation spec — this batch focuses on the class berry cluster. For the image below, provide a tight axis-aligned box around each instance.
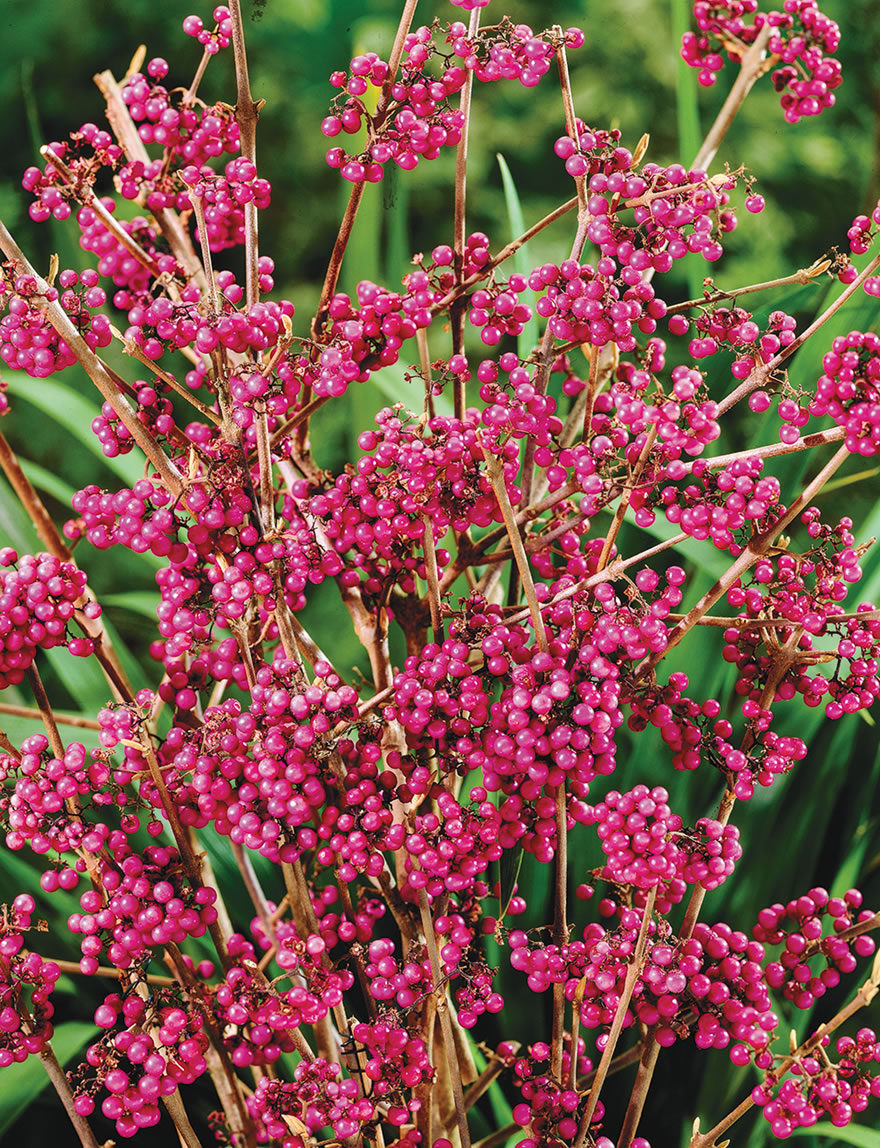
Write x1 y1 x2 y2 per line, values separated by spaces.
848 201 880 255
0 551 95 686
682 1 842 123
586 785 741 908
0 269 111 379
22 125 122 223
322 35 466 182
250 1063 376 1143
467 278 534 346
73 990 210 1137
446 20 584 88
0 894 59 1066
813 331 880 456
656 456 781 550
181 159 271 252
532 258 666 354
754 887 876 1009
182 8 234 53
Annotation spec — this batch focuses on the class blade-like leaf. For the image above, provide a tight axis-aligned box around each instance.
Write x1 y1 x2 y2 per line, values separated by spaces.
498 842 524 920
497 152 540 360
11 375 144 486
100 591 161 619
792 1125 880 1147
0 1021 95 1136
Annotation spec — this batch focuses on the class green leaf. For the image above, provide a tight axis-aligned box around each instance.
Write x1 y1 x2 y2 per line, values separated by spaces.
498 842 524 920
0 472 41 552
0 1021 95 1136
16 459 77 509
497 153 540 360
100 591 161 619
669 0 702 299
11 376 144 487
42 644 113 715
792 1125 880 1147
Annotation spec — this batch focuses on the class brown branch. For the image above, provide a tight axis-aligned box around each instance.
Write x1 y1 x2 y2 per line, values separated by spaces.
691 24 772 171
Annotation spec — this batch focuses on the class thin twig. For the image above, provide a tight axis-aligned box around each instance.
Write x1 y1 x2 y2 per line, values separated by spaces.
430 195 580 314
666 256 832 313
50 958 175 986
691 24 772 171
228 0 260 309
39 1040 102 1148
551 780 569 1082
554 27 587 215
42 145 164 280
596 423 658 571
311 0 419 341
452 4 481 417
483 450 549 652
93 69 206 290
422 515 443 644
0 703 101 730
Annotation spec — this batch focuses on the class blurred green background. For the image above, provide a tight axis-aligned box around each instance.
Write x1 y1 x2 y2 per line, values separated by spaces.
1 1 880 1146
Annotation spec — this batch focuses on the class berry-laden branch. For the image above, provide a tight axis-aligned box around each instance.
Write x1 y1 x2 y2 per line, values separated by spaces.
1 3 879 1148
0 221 185 495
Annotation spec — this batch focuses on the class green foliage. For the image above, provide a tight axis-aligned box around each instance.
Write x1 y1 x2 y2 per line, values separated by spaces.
0 1023 95 1137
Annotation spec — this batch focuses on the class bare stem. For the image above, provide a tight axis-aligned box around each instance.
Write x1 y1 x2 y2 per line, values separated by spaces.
189 195 219 314
596 424 658 571
231 839 277 947
678 425 845 473
228 0 260 309
483 450 549 652
555 28 587 215
93 69 206 289
451 5 481 417
42 146 163 279
39 1040 102 1148
666 256 833 313
0 702 101 730
422 516 444 644
25 663 65 759
0 430 71 559
551 780 569 1082
691 24 772 171
311 0 419 341
616 1036 661 1148
137 732 232 972
51 958 175 986
162 1089 206 1148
